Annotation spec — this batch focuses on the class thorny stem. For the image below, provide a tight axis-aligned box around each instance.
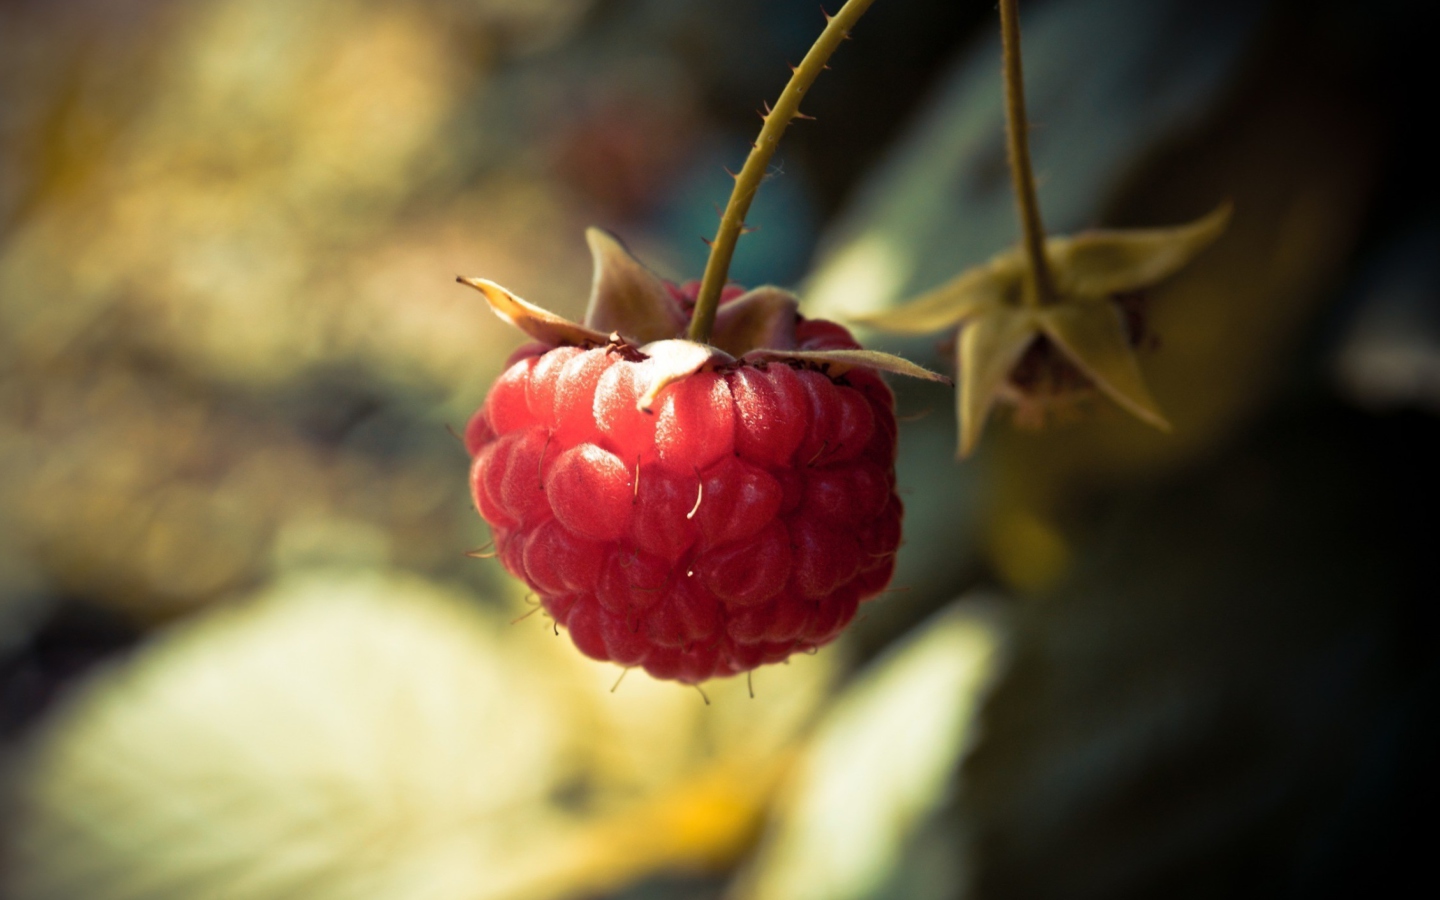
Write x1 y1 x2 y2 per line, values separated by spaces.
688 0 878 343
999 0 1056 306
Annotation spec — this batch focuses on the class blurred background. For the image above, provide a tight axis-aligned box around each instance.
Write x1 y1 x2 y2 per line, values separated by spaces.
0 0 1435 897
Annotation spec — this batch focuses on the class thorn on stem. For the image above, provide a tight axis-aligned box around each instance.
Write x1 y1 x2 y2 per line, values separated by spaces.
793 110 816 121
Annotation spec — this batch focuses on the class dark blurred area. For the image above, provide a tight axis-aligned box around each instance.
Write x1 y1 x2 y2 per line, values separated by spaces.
0 0 1436 897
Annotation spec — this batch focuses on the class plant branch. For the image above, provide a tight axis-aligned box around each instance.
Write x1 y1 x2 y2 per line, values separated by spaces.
688 0 877 343
999 0 1055 306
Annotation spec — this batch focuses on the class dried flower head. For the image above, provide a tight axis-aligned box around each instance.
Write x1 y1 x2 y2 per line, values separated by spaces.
859 205 1231 455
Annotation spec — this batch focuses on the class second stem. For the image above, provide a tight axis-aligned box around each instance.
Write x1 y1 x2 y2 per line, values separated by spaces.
999 0 1056 306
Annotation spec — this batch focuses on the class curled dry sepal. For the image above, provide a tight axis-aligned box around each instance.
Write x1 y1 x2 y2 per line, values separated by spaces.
857 204 1232 457
462 230 948 404
458 230 947 684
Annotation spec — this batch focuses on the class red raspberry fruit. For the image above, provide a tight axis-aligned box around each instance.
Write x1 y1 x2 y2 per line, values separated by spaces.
466 316 902 684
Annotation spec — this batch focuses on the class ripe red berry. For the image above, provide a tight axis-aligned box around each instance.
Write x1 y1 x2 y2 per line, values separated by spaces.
466 314 902 684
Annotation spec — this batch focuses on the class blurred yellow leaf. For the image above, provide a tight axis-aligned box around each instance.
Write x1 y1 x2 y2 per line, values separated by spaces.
733 599 1006 900
8 569 836 899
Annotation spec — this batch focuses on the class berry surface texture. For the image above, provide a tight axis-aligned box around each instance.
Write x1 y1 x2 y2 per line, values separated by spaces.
466 300 902 684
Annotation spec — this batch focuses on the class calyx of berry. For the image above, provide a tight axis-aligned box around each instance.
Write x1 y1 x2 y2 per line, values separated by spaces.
858 204 1230 456
460 228 949 412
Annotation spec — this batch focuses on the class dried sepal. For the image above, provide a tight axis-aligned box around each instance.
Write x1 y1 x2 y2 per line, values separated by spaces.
956 306 1036 457
1049 203 1232 299
745 348 953 385
634 339 735 411
853 258 1022 335
1038 301 1170 431
709 287 800 357
458 277 608 347
583 228 688 343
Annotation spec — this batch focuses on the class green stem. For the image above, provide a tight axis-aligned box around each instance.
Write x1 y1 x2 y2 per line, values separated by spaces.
688 0 878 343
999 0 1055 306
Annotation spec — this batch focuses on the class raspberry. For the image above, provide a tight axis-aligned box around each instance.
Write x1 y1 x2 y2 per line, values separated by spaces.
466 317 902 683
456 0 948 682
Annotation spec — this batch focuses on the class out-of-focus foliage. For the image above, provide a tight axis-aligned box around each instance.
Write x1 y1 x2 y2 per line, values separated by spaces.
0 0 606 626
734 598 1005 900
8 569 833 899
0 0 589 392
